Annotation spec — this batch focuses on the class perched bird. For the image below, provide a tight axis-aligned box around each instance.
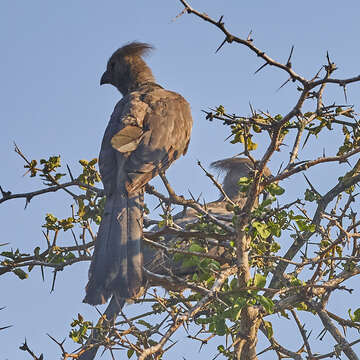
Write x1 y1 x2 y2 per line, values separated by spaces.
83 42 193 306
144 157 271 277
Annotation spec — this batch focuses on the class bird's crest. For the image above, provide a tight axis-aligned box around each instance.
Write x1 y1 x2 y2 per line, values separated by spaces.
211 157 272 178
110 42 154 61
211 158 254 172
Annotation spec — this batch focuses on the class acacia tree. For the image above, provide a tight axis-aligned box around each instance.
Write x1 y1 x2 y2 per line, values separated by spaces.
2 1 360 359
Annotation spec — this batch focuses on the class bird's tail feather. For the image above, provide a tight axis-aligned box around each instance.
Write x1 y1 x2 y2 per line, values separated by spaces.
83 189 143 305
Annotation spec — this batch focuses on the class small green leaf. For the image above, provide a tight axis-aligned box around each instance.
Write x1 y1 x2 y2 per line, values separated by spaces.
304 188 320 202
290 276 303 287
253 124 262 133
196 317 211 324
258 295 274 313
216 105 225 115
79 160 89 166
88 158 98 166
252 221 271 239
296 302 308 311
189 243 205 253
348 308 360 322
13 269 28 280
267 183 285 196
127 349 135 358
137 320 152 329
254 273 266 289
215 317 226 336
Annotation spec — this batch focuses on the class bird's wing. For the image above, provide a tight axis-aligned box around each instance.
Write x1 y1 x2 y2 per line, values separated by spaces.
99 93 150 195
110 88 192 193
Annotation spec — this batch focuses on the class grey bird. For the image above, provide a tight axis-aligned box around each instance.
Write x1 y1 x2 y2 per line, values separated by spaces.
83 42 193 306
144 157 271 276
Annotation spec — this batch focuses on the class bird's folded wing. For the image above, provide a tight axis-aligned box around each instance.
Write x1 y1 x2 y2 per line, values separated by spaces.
124 93 192 192
111 125 148 153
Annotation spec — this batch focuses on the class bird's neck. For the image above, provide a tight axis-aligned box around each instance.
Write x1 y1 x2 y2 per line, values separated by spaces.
124 59 156 94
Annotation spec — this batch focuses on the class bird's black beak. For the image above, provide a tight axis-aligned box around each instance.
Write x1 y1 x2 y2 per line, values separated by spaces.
100 71 111 85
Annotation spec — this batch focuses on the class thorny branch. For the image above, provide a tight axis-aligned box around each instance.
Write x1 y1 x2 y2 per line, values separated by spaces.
174 1 360 359
138 266 237 360
2 2 360 359
0 180 103 205
308 300 359 360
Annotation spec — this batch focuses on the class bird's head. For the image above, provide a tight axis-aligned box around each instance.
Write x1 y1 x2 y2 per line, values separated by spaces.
100 42 155 95
211 158 272 202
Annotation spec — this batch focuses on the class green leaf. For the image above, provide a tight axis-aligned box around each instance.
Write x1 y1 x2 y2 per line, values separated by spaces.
158 220 165 228
304 188 320 202
127 349 135 358
196 317 211 324
215 317 226 336
258 295 274 313
230 278 238 290
254 273 266 289
252 221 271 238
290 276 303 287
348 308 360 322
209 322 215 333
137 320 152 329
267 183 285 196
182 257 198 268
246 137 258 151
1 251 15 259
173 253 185 263
88 158 98 166
78 198 85 218
296 302 308 311
267 221 282 238
216 105 225 115
235 297 248 309
13 269 28 280
34 247 41 258
234 298 248 320
261 198 275 208
253 124 262 133
79 160 89 166
70 331 80 343
189 243 205 253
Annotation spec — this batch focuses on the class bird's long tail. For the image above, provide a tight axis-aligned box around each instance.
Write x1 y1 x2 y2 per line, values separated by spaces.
83 188 144 305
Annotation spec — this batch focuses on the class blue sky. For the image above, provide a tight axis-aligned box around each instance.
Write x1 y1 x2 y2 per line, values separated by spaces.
1 1 360 359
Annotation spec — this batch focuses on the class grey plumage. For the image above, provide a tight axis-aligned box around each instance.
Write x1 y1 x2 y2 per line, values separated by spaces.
211 158 257 201
83 42 193 305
